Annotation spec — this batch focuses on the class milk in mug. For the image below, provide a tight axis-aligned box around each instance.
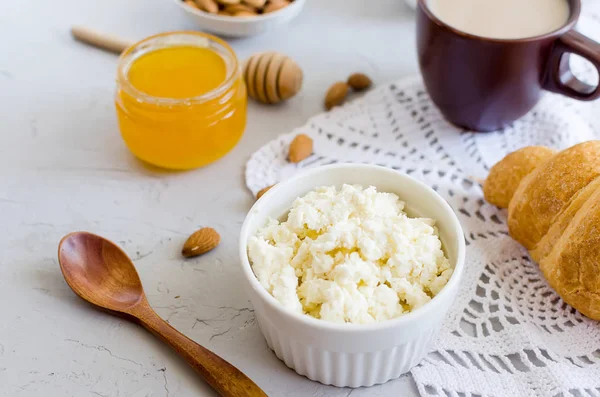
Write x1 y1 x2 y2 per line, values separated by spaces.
427 0 570 39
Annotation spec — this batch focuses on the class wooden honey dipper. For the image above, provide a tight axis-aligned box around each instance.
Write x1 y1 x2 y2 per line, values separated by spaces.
243 52 303 104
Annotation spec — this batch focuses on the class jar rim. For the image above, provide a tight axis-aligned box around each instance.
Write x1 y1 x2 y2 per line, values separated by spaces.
116 31 240 105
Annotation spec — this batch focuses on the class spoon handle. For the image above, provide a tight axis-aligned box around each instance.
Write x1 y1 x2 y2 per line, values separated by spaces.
132 302 267 397
71 26 133 54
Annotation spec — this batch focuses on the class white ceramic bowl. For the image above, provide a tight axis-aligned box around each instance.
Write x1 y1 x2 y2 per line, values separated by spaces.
239 164 466 387
172 0 306 37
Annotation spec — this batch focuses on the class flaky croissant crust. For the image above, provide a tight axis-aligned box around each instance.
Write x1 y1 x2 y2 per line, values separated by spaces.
484 141 600 320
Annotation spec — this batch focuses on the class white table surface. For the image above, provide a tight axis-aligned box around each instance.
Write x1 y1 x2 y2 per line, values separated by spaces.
0 0 421 395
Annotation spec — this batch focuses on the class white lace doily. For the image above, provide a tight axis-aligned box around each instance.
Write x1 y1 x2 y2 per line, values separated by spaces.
245 3 600 396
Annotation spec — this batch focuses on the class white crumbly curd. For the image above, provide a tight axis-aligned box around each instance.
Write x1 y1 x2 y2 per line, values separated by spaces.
247 184 453 324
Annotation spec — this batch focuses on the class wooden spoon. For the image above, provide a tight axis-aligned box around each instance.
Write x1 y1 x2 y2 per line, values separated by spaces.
58 231 267 397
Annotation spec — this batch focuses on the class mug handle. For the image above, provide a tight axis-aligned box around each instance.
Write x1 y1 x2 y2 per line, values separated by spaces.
544 30 600 100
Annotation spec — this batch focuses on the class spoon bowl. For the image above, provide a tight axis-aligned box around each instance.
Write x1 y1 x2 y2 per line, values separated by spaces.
58 231 266 397
59 232 144 311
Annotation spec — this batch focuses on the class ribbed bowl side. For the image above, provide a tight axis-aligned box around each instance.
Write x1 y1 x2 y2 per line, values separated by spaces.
257 314 438 388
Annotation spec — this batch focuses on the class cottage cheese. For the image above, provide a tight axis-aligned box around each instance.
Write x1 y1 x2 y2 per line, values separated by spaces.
247 184 453 324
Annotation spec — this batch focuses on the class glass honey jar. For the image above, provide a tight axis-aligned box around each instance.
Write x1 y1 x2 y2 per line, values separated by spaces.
115 32 247 170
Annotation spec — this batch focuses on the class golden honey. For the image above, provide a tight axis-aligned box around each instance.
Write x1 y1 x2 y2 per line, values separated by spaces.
115 32 247 170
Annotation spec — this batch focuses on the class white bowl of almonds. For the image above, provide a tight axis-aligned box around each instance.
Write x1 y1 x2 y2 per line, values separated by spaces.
175 0 306 37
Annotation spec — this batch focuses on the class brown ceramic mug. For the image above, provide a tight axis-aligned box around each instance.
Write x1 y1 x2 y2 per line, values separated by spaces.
417 0 600 131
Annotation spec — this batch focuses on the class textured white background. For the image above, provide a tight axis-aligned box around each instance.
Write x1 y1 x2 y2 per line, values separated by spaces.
0 0 421 396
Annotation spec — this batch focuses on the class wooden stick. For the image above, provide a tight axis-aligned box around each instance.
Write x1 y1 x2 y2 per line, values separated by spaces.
71 26 134 54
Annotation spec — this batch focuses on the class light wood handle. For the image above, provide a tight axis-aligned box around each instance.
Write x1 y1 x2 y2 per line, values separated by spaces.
71 26 134 54
131 302 267 397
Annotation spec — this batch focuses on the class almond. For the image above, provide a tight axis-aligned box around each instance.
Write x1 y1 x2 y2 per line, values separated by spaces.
256 184 275 199
325 82 350 110
347 73 372 91
225 3 255 13
182 227 220 258
216 0 241 4
184 0 200 9
243 0 266 7
234 10 258 16
264 0 289 13
193 0 219 13
288 134 313 163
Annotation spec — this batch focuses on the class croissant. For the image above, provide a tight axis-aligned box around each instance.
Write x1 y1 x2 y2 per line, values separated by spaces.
483 141 600 320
